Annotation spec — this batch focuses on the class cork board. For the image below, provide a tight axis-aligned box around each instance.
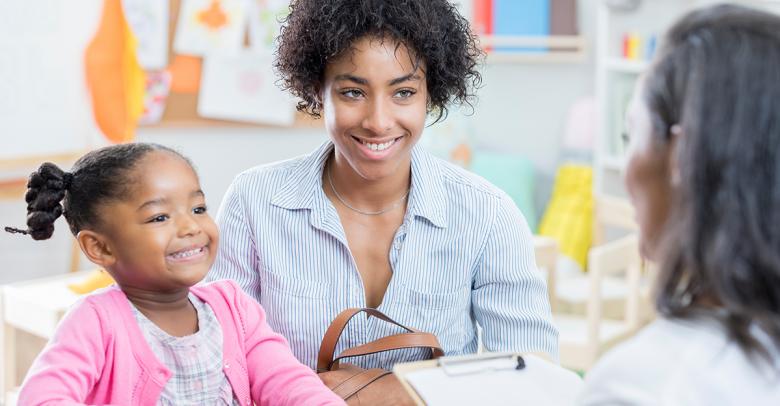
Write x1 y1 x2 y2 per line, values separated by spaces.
143 0 319 129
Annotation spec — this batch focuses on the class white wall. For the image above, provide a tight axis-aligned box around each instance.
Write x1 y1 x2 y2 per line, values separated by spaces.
0 0 596 284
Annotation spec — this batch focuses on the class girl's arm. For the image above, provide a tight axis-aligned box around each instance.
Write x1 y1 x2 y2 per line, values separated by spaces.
232 283 345 406
17 300 107 406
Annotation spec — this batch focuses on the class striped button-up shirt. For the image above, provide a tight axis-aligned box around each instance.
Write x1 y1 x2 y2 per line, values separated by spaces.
209 141 558 369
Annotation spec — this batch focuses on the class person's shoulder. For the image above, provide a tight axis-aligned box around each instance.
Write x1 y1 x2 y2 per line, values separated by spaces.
55 286 124 340
78 285 124 316
578 318 715 405
223 154 314 208
232 154 309 188
422 150 505 200
192 279 243 300
192 279 256 313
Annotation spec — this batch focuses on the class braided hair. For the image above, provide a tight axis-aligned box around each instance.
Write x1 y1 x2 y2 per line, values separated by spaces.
5 143 191 240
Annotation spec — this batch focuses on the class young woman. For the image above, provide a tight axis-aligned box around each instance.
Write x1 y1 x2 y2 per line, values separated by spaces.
209 0 558 369
579 5 780 404
8 143 343 405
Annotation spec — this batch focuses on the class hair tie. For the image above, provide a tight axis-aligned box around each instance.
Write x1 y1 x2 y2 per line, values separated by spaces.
4 226 29 235
62 172 74 190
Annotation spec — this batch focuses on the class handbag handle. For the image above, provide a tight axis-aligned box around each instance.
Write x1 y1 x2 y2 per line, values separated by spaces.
317 308 444 372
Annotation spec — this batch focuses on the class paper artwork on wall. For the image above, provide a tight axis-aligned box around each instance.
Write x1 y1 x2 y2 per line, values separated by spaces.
123 0 169 69
174 0 248 56
85 0 146 143
247 0 290 53
139 71 172 125
0 0 105 168
198 50 296 125
168 54 203 94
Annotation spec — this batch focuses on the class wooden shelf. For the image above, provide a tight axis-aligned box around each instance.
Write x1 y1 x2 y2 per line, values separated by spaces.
480 35 587 64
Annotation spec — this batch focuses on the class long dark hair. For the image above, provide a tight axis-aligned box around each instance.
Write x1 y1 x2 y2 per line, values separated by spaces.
644 4 780 362
5 143 190 240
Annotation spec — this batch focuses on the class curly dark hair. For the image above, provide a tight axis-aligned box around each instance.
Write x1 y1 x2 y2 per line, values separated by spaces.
5 143 192 240
645 4 780 363
274 0 483 123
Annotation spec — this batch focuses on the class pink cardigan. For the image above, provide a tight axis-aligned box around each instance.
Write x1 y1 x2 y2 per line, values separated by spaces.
18 280 345 406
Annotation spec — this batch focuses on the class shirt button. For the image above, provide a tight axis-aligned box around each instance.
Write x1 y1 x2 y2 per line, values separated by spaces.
224 362 230 369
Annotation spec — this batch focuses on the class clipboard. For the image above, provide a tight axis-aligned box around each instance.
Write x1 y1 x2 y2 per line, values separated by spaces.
393 352 583 405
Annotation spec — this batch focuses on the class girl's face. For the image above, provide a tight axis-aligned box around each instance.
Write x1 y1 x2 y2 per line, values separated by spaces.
321 35 428 181
98 151 219 293
623 80 675 260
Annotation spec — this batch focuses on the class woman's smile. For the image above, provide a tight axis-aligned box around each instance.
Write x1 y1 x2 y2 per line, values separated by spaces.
350 135 405 160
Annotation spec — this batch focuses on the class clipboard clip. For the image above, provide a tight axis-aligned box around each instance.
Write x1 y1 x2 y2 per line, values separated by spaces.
438 353 526 377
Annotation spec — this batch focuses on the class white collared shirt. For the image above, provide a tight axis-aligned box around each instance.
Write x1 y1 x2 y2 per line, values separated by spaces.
579 315 780 405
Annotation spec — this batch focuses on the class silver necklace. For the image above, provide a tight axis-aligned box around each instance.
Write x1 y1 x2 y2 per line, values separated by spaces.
326 165 409 216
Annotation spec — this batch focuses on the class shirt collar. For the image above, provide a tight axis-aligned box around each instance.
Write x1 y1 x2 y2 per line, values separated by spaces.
408 146 448 228
270 141 332 211
271 141 448 228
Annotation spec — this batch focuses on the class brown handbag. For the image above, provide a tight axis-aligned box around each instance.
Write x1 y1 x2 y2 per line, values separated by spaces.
317 308 444 405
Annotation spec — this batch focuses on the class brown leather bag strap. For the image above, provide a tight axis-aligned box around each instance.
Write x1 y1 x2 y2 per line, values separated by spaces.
329 368 392 400
331 332 444 369
317 308 419 372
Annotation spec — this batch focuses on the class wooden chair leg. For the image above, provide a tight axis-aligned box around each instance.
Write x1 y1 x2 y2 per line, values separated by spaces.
69 239 81 273
1 287 18 401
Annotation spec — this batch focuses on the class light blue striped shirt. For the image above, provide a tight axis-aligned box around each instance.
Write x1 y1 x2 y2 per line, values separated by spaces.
209 141 558 369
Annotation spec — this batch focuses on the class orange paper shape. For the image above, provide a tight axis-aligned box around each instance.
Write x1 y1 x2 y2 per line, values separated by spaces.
198 0 229 30
84 0 145 143
168 55 203 94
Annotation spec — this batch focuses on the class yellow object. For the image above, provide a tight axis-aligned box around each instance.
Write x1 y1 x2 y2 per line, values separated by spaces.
84 0 145 143
626 33 641 60
538 165 594 269
67 268 115 295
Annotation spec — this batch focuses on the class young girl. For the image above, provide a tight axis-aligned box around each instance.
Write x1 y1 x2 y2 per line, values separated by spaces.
6 143 344 405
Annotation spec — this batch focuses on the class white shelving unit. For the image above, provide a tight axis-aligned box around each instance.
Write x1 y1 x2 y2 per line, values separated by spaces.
594 0 780 197
594 0 693 197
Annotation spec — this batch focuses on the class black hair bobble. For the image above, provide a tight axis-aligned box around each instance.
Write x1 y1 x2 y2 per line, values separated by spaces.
62 172 74 190
5 164 72 239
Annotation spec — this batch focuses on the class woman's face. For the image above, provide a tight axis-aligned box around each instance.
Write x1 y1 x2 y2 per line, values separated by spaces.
321 35 428 181
624 79 676 259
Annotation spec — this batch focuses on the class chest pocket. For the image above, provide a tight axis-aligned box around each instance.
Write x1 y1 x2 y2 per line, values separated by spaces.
262 270 329 299
394 282 470 310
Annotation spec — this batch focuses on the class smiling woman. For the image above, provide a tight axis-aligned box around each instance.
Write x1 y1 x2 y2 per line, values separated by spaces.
209 0 559 374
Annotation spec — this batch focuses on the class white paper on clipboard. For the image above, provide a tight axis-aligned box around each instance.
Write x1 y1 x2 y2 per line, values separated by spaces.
403 354 583 405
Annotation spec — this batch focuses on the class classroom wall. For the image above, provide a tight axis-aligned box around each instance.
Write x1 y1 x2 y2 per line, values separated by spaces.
0 0 596 284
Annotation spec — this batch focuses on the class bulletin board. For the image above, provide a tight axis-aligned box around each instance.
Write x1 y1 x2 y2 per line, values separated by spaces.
145 0 319 129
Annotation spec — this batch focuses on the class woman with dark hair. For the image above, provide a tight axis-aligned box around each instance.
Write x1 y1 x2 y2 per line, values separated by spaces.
209 0 558 370
579 4 780 404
